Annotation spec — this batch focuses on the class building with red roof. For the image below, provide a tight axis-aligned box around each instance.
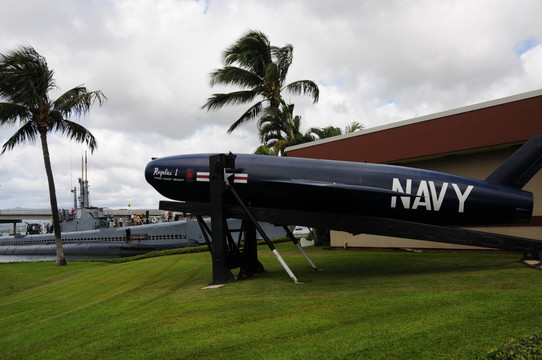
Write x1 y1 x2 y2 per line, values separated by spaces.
286 89 542 249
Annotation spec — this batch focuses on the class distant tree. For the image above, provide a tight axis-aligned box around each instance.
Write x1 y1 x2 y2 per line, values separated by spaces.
253 145 277 156
307 125 342 140
0 46 106 266
308 121 364 141
344 121 363 133
202 30 319 133
256 101 318 156
257 102 305 155
259 103 298 146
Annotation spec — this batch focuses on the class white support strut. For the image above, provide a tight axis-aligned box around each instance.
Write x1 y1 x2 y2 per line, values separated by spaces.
295 243 319 271
272 249 300 283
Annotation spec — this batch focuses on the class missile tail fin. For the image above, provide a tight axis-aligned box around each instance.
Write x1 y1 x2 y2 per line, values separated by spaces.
485 136 542 189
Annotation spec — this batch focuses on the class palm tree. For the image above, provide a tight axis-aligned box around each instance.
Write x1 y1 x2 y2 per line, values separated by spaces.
308 122 364 140
253 145 277 156
344 121 363 133
0 46 106 266
307 125 343 140
202 30 319 133
257 101 314 155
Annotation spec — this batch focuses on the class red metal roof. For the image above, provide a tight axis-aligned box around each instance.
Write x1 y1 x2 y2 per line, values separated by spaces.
286 89 542 163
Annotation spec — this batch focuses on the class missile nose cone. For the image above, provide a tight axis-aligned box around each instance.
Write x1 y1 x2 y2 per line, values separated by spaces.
144 154 212 203
144 158 161 186
144 160 154 178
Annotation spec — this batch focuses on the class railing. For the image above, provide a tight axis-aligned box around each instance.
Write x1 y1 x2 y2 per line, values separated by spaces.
0 209 165 221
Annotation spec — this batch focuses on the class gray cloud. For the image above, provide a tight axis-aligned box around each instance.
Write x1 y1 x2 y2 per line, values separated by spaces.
1 0 541 209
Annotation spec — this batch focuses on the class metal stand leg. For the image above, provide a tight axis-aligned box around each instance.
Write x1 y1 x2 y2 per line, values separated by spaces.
237 221 266 279
208 154 236 285
196 215 212 252
283 226 319 271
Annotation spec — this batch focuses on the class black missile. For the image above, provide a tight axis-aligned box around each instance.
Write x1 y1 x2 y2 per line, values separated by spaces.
145 137 542 227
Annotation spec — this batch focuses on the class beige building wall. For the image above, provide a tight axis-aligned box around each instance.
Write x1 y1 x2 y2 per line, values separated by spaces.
331 146 542 249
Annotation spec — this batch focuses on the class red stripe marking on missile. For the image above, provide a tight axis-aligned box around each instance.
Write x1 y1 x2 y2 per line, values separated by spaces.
196 172 210 182
234 173 248 183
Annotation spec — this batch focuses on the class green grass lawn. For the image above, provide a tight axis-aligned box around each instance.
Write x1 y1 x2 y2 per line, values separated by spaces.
0 244 541 359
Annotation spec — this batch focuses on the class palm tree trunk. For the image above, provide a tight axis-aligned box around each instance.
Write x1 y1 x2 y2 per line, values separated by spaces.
39 128 66 266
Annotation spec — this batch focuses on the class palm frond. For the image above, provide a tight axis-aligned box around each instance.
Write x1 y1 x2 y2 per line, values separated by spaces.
223 30 272 76
283 80 320 103
202 90 260 111
345 121 364 133
273 139 290 156
253 145 276 156
308 125 342 140
263 62 280 87
53 86 106 118
292 115 301 130
260 104 282 119
1 121 38 154
227 101 264 133
271 44 293 82
258 120 285 144
0 46 56 108
49 118 98 153
208 66 262 88
0 102 31 125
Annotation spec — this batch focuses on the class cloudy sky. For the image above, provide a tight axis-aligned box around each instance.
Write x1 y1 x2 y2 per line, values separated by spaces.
0 0 541 210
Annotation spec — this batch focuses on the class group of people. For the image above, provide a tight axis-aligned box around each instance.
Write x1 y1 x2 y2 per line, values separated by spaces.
106 216 116 228
105 212 183 227
59 208 76 221
26 222 54 234
103 214 147 228
164 211 178 222
45 210 182 230
130 214 148 226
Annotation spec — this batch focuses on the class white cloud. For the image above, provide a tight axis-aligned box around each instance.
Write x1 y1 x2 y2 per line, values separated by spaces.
521 45 542 85
1 0 542 209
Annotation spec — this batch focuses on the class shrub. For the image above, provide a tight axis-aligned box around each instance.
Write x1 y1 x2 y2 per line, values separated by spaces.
485 332 542 359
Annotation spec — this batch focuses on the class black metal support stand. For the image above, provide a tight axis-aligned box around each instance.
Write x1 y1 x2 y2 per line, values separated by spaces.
205 154 269 284
237 221 266 280
203 153 303 284
208 154 236 285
